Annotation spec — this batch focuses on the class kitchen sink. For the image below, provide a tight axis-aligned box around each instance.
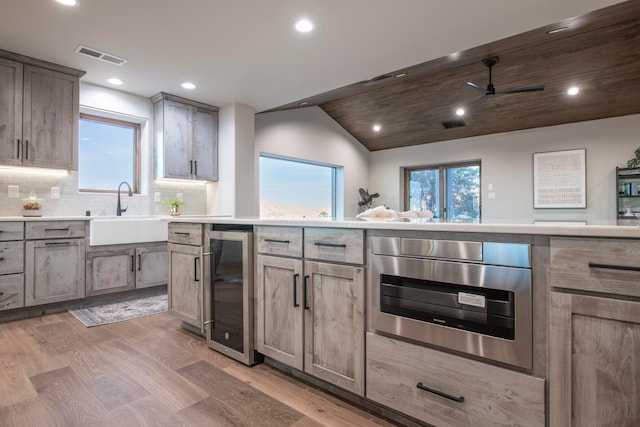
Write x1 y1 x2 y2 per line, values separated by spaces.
90 216 168 246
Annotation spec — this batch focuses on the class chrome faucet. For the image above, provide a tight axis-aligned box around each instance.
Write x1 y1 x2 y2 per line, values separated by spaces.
116 181 133 216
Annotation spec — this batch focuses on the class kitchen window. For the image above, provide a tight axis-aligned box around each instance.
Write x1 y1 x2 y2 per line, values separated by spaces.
78 113 140 193
259 154 337 218
404 161 480 221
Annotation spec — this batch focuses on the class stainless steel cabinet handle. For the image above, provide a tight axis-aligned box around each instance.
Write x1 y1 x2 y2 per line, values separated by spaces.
314 242 347 248
588 262 640 272
264 239 290 244
293 273 300 307
303 275 310 310
194 257 200 282
416 382 464 403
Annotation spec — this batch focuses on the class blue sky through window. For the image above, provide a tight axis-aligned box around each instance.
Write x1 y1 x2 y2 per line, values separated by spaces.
260 155 334 217
79 118 136 191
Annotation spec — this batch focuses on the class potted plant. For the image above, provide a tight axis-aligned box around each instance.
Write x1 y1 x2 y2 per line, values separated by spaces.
164 197 185 216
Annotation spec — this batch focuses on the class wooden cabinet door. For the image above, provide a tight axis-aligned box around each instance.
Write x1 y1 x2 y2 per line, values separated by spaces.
168 243 203 330
22 65 78 170
303 261 365 395
162 100 192 179
256 254 304 370
136 245 168 289
86 248 136 296
0 57 22 166
192 106 218 180
0 274 24 311
25 239 86 306
549 292 640 427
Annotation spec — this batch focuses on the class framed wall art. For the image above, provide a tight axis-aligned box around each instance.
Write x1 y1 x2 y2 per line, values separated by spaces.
533 148 586 208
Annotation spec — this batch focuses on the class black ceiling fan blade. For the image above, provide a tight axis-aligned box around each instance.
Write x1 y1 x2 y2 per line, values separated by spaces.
465 94 493 108
498 85 545 94
465 81 489 94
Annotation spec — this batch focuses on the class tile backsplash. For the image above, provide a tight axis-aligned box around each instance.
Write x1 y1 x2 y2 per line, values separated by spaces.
0 170 208 217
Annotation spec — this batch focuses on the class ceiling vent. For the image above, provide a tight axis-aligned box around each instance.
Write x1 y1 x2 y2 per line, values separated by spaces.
441 119 466 129
75 45 127 66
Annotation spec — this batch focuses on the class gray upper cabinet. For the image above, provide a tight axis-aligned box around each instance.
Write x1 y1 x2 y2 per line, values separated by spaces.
152 92 219 181
0 50 83 170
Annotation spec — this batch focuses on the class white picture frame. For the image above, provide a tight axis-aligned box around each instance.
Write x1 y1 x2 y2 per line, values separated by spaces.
533 148 586 208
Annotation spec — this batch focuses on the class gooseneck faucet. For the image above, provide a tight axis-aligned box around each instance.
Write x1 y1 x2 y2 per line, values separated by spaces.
116 181 133 216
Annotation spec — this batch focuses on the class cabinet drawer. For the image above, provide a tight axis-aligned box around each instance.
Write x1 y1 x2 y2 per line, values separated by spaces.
550 237 640 297
25 221 86 239
0 222 24 241
366 333 545 427
168 223 203 246
0 274 24 311
0 241 24 274
304 228 364 265
256 226 302 258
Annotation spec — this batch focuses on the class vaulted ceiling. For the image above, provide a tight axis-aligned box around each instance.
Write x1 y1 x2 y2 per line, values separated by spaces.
268 1 640 151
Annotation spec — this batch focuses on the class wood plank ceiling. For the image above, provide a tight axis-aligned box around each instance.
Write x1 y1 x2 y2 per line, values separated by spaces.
265 1 640 151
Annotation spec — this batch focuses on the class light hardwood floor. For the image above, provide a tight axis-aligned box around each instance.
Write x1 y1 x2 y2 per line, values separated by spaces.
0 310 400 427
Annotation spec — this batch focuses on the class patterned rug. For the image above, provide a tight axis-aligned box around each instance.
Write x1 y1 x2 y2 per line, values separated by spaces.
68 288 168 327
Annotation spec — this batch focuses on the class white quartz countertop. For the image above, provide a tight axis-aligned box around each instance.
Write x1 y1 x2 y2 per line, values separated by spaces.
3 215 640 238
164 216 640 238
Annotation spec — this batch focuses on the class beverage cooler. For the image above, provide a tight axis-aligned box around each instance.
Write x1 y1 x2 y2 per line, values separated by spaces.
204 227 257 365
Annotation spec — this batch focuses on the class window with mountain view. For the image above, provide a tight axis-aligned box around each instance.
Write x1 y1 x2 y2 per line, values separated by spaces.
259 155 336 219
405 162 480 221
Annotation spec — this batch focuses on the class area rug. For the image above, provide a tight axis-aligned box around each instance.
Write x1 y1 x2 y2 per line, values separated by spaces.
68 288 168 327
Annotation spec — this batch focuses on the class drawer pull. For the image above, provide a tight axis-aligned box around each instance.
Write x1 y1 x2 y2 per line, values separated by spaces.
194 257 200 282
314 242 347 248
0 257 4 261
45 228 70 232
265 239 290 244
138 254 142 271
174 232 191 236
293 273 300 307
416 382 464 403
588 262 640 272
45 241 71 246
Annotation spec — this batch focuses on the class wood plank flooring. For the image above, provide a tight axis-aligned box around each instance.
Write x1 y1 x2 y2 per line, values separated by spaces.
0 311 400 427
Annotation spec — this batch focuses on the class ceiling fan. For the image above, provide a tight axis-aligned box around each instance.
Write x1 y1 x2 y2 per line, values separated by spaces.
464 57 545 108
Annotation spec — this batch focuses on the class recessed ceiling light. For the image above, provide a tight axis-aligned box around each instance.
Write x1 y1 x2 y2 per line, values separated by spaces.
299 101 309 106
181 82 196 90
547 26 569 35
295 19 313 33
107 78 123 85
55 0 78 6
373 124 381 132
455 108 465 117
567 86 580 96
394 73 407 78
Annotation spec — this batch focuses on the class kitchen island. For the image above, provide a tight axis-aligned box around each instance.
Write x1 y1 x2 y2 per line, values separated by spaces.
167 216 640 427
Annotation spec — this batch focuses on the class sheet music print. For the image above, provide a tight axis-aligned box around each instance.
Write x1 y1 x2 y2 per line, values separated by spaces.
534 149 586 208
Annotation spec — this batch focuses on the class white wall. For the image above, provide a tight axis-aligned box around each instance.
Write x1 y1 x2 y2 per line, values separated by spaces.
209 103 257 216
254 106 370 218
370 114 640 223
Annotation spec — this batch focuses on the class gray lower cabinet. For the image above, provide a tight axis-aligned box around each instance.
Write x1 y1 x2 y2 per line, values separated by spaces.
255 226 366 396
86 247 135 296
86 243 168 297
0 274 24 311
25 238 86 306
136 246 169 289
168 242 203 330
